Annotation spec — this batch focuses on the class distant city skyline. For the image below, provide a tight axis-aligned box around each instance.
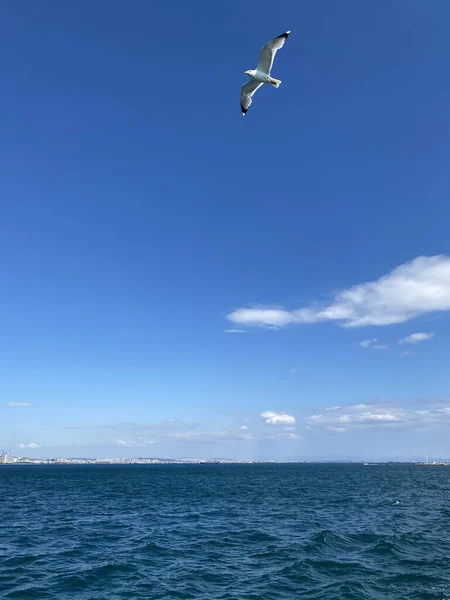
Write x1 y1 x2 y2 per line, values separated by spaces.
1 0 450 461
2 454 449 465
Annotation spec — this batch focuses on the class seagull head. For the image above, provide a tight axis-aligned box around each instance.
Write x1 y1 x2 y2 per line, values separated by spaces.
244 69 255 77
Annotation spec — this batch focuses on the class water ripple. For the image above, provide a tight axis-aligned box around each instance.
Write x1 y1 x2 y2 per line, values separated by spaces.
1 464 450 599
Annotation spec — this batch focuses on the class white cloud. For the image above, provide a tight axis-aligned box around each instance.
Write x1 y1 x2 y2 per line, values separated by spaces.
227 255 450 328
360 339 389 350
168 424 298 444
399 332 434 345
224 329 247 334
306 402 450 432
6 402 32 407
168 422 298 444
19 442 41 449
289 368 298 374
228 307 308 328
117 439 156 447
360 340 374 348
168 429 255 442
261 410 296 425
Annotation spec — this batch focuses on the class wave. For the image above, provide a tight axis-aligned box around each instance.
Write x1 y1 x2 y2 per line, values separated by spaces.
2 463 450 600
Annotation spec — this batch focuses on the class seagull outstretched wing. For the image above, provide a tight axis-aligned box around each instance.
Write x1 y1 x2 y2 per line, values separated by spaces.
240 80 264 116
257 31 291 75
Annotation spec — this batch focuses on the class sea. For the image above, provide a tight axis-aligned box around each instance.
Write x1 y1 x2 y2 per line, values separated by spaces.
1 463 450 600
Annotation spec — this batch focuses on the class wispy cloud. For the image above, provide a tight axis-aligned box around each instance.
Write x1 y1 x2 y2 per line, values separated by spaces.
289 368 298 374
360 340 373 348
168 429 254 443
98 417 299 447
306 402 450 432
6 402 32 407
360 339 389 350
227 255 450 329
19 442 41 449
117 439 156 447
224 329 247 334
168 426 298 443
399 332 434 345
261 410 296 425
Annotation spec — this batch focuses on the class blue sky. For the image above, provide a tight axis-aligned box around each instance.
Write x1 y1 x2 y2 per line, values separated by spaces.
1 0 450 460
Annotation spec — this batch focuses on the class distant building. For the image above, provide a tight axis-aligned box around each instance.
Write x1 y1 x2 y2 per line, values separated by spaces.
0 451 9 464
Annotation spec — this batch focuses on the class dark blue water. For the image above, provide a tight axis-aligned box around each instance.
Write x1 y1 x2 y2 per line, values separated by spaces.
1 464 450 600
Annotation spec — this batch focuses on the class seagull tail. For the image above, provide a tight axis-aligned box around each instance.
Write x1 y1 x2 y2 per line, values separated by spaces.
269 77 282 88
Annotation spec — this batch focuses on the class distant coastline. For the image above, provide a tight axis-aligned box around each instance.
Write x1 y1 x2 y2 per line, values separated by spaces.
2 457 450 466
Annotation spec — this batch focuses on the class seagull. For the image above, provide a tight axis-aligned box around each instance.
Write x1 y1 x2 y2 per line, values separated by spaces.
240 31 291 116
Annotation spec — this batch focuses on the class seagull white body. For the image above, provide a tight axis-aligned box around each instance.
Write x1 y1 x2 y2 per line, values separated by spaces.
244 69 279 84
240 31 291 116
